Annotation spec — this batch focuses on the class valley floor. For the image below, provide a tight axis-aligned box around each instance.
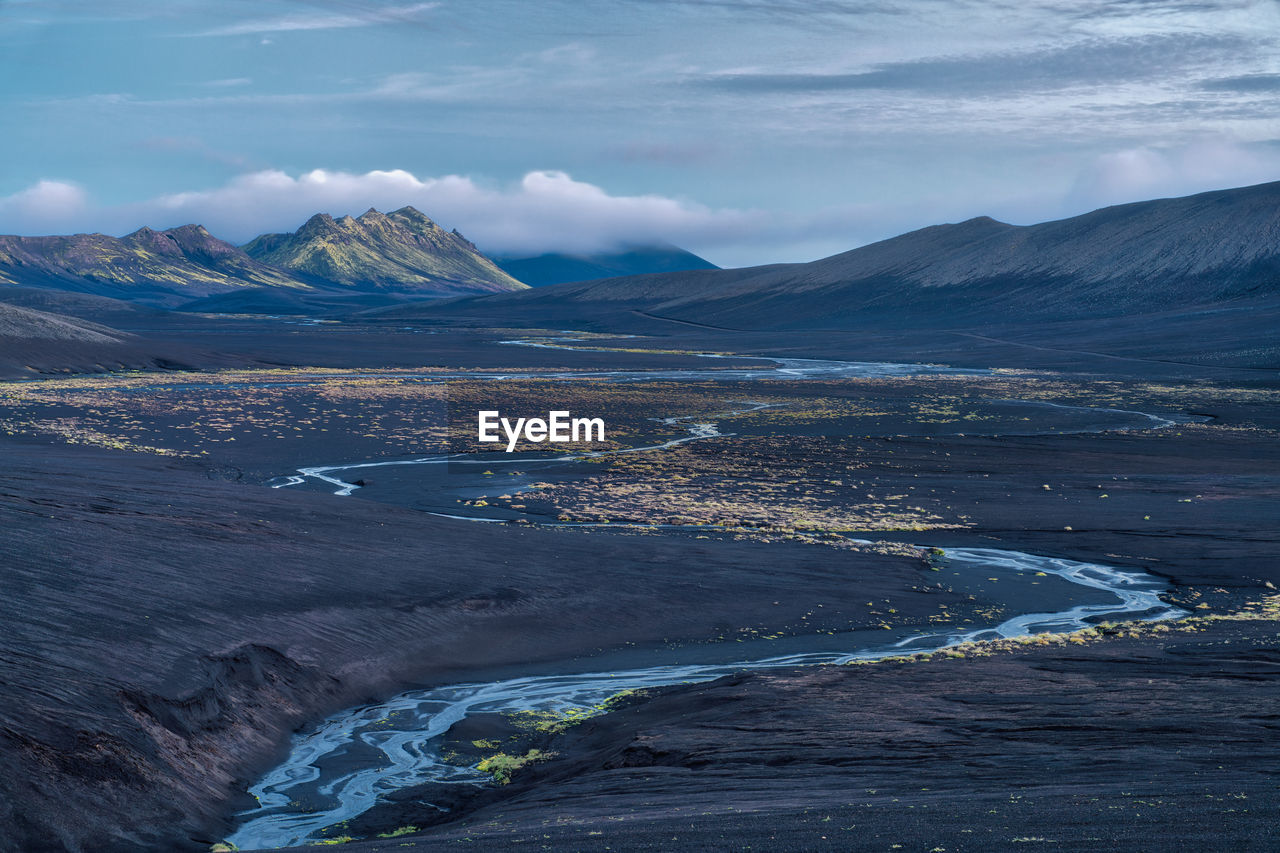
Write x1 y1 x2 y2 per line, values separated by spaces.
0 321 1276 852
341 610 1280 852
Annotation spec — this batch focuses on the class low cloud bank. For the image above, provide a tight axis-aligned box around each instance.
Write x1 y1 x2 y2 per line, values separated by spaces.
0 169 765 258
2 147 1276 267
1067 140 1280 211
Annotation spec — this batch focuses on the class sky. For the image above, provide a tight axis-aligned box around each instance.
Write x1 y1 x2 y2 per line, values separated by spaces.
1 0 1279 267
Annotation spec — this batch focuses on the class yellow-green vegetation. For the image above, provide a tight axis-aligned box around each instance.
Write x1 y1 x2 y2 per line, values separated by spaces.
310 835 355 846
508 435 963 533
506 690 643 735
0 415 194 456
241 207 526 293
444 379 776 453
0 226 314 292
0 370 765 461
470 692 644 785
475 371 1278 543
507 708 596 734
0 369 451 458
376 825 419 838
476 749 552 784
3 362 1263 475
849 594 1280 667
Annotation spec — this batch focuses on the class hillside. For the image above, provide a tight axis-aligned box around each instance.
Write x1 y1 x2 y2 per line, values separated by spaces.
0 225 315 307
0 301 203 376
242 207 527 296
493 244 718 287
375 181 1280 366
0 286 164 323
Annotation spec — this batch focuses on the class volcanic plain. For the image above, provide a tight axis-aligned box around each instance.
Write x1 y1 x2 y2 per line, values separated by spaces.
0 319 1276 852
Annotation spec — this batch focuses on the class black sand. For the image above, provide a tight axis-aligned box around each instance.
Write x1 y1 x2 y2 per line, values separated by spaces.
0 316 1276 852
0 436 945 852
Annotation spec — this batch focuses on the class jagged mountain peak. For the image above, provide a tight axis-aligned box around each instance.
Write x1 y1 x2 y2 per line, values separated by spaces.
298 213 339 236
241 208 526 295
158 224 242 261
125 223 213 241
0 224 314 306
388 205 436 225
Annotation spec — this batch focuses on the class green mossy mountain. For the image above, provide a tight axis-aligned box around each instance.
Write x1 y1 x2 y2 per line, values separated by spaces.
0 225 315 307
242 207 527 295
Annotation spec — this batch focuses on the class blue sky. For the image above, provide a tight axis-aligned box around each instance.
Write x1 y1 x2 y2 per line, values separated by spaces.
2 0 1279 266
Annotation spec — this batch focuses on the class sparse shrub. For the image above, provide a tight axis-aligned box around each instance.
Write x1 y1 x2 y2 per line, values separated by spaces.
477 749 551 784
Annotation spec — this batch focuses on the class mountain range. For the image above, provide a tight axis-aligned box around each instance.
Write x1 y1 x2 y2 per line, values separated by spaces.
0 225 311 306
2 181 1279 369
397 180 1280 333
0 207 527 307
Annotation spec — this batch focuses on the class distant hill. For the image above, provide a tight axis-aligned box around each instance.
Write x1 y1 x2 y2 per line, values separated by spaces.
242 207 527 296
0 225 314 307
0 300 206 377
176 288 413 316
389 181 1280 327
0 300 124 344
372 181 1280 368
0 207 527 311
493 244 717 287
0 286 165 324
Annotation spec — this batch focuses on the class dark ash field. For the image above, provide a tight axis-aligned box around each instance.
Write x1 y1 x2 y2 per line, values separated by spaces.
1 315 1276 852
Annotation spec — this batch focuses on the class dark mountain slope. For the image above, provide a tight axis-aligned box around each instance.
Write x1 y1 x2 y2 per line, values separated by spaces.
0 286 165 324
242 207 526 296
401 181 1280 324
374 181 1280 366
493 244 718 287
0 301 125 343
0 301 204 376
0 226 315 307
175 288 412 317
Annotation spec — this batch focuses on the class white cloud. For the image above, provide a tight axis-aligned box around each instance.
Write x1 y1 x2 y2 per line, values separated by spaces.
1067 139 1280 211
198 2 438 36
3 156 1277 267
0 169 765 257
0 180 90 233
200 77 254 88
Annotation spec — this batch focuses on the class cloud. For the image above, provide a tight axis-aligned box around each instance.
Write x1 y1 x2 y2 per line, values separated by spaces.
1199 73 1280 92
1066 139 1280 211
200 77 254 88
0 180 90 233
702 33 1248 96
3 154 1278 267
0 169 765 256
606 0 905 17
197 2 438 36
